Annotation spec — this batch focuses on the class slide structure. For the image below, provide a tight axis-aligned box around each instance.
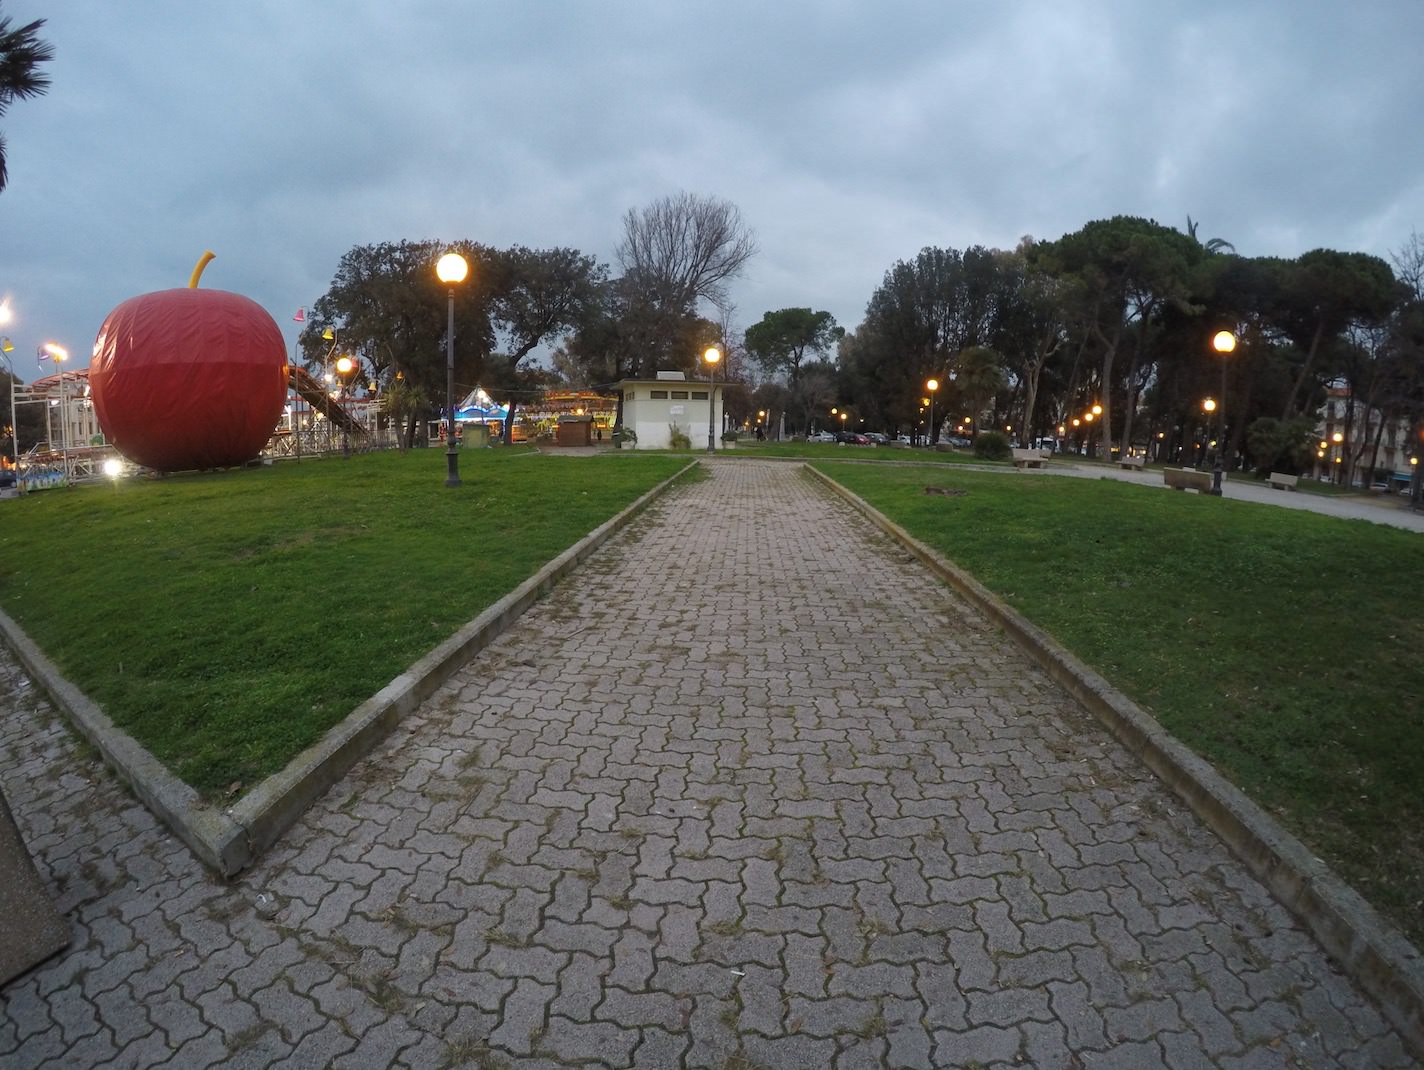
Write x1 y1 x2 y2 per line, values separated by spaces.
288 366 367 435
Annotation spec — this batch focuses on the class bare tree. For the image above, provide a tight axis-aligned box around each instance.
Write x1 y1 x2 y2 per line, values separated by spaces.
1391 229 1424 302
616 191 758 314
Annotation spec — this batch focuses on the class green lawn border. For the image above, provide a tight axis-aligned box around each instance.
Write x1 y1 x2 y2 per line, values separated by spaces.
804 462 1424 1059
0 460 698 877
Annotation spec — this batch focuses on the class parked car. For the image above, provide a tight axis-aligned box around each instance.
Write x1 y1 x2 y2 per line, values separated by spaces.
946 435 972 448
864 432 889 445
842 432 872 445
809 431 837 443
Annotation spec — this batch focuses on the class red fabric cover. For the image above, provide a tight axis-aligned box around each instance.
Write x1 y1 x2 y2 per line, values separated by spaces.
90 289 288 471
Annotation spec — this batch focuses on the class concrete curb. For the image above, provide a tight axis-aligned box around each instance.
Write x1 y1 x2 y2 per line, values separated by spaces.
805 463 1424 1059
1 460 697 878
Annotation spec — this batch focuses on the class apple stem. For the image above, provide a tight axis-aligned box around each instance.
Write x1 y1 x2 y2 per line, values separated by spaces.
188 250 217 289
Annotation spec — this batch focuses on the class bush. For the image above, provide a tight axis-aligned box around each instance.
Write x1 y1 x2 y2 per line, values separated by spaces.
668 425 692 450
1246 416 1315 475
612 426 637 447
972 430 1012 460
720 430 739 443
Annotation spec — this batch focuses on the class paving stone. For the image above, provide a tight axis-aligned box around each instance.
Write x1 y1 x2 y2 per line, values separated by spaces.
0 461 1417 1069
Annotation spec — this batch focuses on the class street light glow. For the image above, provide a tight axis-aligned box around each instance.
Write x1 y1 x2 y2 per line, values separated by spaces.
926 378 939 393
703 346 722 366
0 301 11 326
1202 397 1217 413
436 252 469 486
335 355 355 376
436 252 469 284
43 342 68 362
1212 330 1238 354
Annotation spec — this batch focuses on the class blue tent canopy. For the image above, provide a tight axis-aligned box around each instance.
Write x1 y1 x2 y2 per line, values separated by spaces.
456 403 508 421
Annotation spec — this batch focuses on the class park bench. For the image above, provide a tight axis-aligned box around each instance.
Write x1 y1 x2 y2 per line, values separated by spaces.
1012 448 1047 469
1268 472 1299 491
1163 467 1212 493
1119 454 1145 471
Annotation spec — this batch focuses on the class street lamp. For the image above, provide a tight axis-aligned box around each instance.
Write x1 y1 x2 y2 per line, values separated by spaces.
1 335 17 478
1331 430 1345 484
703 346 721 453
435 251 469 487
926 378 939 446
1209 330 1236 495
43 343 69 482
335 354 356 460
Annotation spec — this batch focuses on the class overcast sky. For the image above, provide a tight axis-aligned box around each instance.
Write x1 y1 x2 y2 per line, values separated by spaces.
2 1 1421 376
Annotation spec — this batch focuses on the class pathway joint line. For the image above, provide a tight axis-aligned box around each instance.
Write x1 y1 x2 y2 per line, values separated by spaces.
805 460 1424 1060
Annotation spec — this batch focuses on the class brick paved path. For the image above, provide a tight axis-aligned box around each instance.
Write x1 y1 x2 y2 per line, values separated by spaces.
0 461 1414 1068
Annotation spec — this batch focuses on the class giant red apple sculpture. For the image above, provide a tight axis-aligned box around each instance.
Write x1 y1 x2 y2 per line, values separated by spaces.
90 252 288 471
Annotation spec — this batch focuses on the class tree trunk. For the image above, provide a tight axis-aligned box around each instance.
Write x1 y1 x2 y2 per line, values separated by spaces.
1365 408 1389 484
1091 324 1120 458
1021 329 1060 446
503 399 519 445
1282 319 1326 419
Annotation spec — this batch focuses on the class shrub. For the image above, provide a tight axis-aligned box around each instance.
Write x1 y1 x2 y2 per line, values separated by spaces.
1246 416 1315 475
668 425 692 450
720 430 739 443
612 425 637 447
972 430 1011 460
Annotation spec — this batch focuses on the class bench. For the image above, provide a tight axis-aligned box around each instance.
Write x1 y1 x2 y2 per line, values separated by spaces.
1267 472 1298 491
1163 467 1212 493
1119 455 1145 470
1012 448 1047 469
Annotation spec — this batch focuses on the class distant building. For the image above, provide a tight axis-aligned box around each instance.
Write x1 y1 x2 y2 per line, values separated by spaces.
1316 385 1417 490
615 371 725 450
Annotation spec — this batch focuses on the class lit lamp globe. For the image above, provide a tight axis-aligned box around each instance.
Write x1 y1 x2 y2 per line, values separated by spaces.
436 253 469 285
1203 398 1217 413
1212 330 1238 354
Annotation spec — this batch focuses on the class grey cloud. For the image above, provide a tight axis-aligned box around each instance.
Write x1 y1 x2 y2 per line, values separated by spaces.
1 0 1421 369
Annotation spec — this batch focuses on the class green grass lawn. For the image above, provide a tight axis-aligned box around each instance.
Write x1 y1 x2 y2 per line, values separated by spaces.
815 461 1424 945
0 448 686 798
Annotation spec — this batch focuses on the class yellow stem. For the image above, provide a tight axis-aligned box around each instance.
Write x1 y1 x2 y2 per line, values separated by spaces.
188 250 217 288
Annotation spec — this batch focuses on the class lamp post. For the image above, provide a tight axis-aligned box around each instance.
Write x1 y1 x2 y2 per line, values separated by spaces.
925 378 939 447
335 354 355 460
1 335 17 479
1210 330 1236 495
436 252 469 487
43 343 69 482
1202 397 1218 475
703 346 721 453
1331 430 1345 484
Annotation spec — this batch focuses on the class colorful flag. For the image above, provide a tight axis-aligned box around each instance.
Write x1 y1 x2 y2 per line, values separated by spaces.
293 307 306 322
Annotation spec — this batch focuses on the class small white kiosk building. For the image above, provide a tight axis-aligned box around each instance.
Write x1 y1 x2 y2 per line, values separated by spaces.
615 371 725 450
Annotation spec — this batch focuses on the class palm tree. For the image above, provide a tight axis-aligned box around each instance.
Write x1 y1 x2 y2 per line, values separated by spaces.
0 9 54 193
1186 215 1236 256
